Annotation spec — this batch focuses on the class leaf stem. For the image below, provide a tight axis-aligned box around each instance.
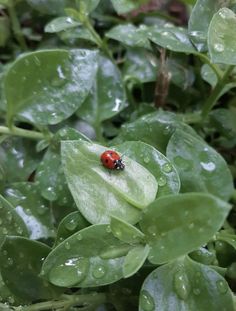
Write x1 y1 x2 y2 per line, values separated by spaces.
196 53 223 80
8 2 27 51
0 126 46 140
201 65 234 121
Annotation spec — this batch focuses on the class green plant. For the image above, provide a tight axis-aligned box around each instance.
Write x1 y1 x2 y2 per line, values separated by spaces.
0 0 236 310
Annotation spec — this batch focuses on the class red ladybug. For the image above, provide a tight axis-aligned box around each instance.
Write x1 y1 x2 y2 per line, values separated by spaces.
100 150 125 170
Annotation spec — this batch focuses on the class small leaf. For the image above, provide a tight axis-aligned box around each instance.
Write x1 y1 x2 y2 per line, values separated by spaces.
76 0 100 14
166 129 234 201
110 0 149 14
0 236 61 300
115 141 180 197
0 196 28 246
42 224 130 287
140 193 231 264
5 49 98 126
61 140 157 224
110 216 145 244
77 54 127 125
139 256 234 311
4 182 55 240
123 245 149 278
106 24 151 49
45 17 81 33
208 8 236 64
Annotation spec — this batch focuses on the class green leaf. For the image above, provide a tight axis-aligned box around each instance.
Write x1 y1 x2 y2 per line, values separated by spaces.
188 0 229 52
0 273 26 305
4 182 55 240
45 17 81 33
0 196 28 246
55 211 89 246
61 140 157 224
115 141 180 197
140 193 231 264
139 256 234 311
110 216 145 244
201 64 217 86
147 24 196 54
110 0 149 14
5 49 98 126
0 236 61 301
26 0 73 15
76 0 100 14
111 110 199 154
0 16 10 47
189 247 216 265
0 137 41 182
166 129 234 201
77 54 127 125
123 245 149 278
106 24 151 49
208 8 236 64
216 231 236 250
58 25 97 44
41 224 130 287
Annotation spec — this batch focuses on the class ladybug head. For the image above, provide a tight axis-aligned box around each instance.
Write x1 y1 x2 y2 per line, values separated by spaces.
114 158 125 170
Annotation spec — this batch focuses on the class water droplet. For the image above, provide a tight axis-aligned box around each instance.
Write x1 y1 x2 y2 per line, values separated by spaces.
213 43 224 53
188 223 195 229
7 257 13 266
216 280 228 294
2 228 8 235
77 233 83 241
193 288 201 295
162 163 172 173
92 265 106 279
140 290 155 311
106 225 111 233
173 270 190 300
200 161 216 172
42 187 57 201
37 204 48 215
65 219 78 231
158 176 167 187
143 157 150 164
65 242 71 250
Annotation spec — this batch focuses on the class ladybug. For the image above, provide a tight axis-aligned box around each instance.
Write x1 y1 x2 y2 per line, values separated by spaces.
100 150 125 170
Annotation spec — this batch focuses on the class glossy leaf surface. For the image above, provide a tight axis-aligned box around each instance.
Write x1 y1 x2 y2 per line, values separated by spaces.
5 49 98 126
140 193 231 264
166 130 234 200
62 140 157 224
139 256 234 311
110 0 149 14
45 17 80 33
123 245 149 278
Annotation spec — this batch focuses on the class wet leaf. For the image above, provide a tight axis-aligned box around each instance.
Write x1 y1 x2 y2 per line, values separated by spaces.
41 224 130 287
140 193 231 264
62 140 157 224
45 17 81 33
166 129 234 200
0 236 61 301
76 0 100 14
26 0 74 15
5 49 98 126
123 245 149 278
110 0 149 14
4 182 55 240
208 8 236 64
139 256 234 311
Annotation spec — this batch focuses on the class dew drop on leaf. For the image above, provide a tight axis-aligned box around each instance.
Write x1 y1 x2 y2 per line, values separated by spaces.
162 163 172 173
65 219 78 231
65 242 71 250
76 233 83 241
92 265 106 279
140 290 155 311
173 270 190 300
213 43 224 53
158 176 167 187
216 280 228 294
42 187 57 201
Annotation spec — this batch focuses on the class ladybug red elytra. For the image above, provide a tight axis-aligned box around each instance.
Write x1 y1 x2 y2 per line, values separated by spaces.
100 150 125 170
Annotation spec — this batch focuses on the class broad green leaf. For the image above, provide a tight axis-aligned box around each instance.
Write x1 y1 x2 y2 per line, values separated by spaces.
26 0 74 15
123 245 149 278
110 216 145 244
76 0 100 13
111 110 199 154
139 256 234 311
59 26 97 44
55 211 89 246
188 0 230 52
0 196 28 247
166 130 234 200
35 128 89 202
189 247 216 265
4 182 55 240
41 224 130 287
208 8 236 64
110 0 149 14
0 16 10 47
0 137 41 182
5 49 98 126
106 24 151 49
140 193 231 264
62 140 157 224
45 17 80 33
123 48 158 83
0 237 61 301
147 24 196 54
115 141 180 197
77 54 127 125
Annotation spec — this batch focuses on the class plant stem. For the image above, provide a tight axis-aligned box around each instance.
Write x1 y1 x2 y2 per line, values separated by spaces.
201 65 234 121
16 293 107 311
196 53 223 80
8 2 27 51
0 126 45 140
